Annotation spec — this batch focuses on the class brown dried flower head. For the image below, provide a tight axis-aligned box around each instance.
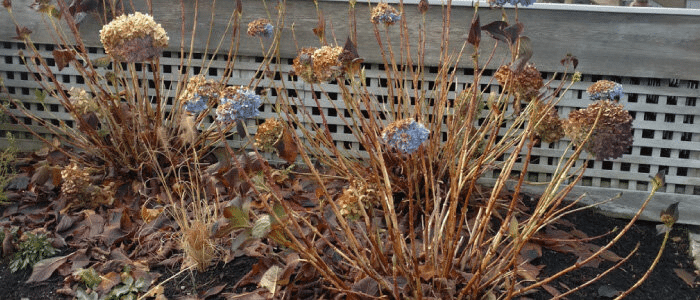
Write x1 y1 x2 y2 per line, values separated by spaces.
246 18 274 38
292 47 319 83
179 76 221 102
494 63 543 101
371 3 401 25
336 180 379 219
61 161 91 197
99 12 169 62
531 101 564 144
255 118 285 151
565 100 633 161
311 46 344 82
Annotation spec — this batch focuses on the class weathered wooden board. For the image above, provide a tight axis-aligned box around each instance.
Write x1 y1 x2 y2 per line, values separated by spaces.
2 1 700 79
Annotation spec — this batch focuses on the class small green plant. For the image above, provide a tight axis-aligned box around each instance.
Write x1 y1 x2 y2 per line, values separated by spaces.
74 268 102 300
104 271 149 300
9 231 57 273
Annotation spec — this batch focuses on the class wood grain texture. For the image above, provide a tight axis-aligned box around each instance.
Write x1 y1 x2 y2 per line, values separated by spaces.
2 1 700 79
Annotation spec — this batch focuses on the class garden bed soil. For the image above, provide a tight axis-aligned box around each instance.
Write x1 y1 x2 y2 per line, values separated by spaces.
0 202 698 300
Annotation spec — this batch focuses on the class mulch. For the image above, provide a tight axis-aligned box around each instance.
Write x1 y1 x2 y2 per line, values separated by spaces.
1 198 698 299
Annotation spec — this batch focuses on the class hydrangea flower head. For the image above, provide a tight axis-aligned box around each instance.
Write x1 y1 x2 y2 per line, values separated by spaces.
216 87 262 123
491 0 535 6
183 94 208 114
311 46 344 82
247 18 274 38
179 75 221 114
68 87 98 115
565 100 633 161
381 119 430 154
494 63 543 102
99 12 169 62
292 47 319 83
587 80 623 101
371 3 401 25
531 102 565 144
255 118 285 151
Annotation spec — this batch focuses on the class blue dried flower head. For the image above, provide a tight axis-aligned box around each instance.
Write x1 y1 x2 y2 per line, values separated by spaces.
183 94 208 114
371 3 401 25
381 119 430 154
491 0 535 6
587 80 624 101
216 87 262 123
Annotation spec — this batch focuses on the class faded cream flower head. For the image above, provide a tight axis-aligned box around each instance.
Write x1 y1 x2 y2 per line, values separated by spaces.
68 87 98 116
99 12 169 62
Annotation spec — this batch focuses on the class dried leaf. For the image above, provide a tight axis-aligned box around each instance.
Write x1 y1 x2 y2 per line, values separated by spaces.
513 36 533 73
259 265 282 294
56 215 75 232
200 284 227 298
96 271 121 295
235 0 242 14
26 253 73 283
225 290 267 300
313 12 325 40
252 215 271 238
542 284 561 297
30 165 51 187
673 268 697 288
519 242 541 262
560 53 579 69
3 0 10 9
13 25 32 41
503 22 524 45
51 49 75 71
467 15 480 47
480 21 508 43
660 201 680 225
275 128 298 163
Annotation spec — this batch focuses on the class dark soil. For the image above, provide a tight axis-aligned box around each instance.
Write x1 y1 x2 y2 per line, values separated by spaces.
529 207 699 300
1 205 697 300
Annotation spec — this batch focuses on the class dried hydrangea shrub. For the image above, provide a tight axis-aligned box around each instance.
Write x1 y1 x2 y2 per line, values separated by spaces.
99 12 169 63
381 118 430 155
587 80 624 101
565 100 634 161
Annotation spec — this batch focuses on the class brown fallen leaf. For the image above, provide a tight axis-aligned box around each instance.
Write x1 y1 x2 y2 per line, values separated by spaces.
95 271 121 295
673 268 697 288
200 284 227 299
224 290 268 300
26 251 77 283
